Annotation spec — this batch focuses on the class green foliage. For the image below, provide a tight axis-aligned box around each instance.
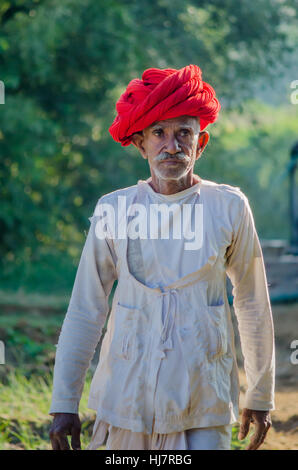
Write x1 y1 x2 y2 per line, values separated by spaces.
0 369 97 450
0 0 297 289
199 101 298 239
231 423 250 450
0 4 296 446
0 305 99 449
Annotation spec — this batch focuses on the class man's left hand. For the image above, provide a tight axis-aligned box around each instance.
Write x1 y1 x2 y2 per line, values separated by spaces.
238 408 272 450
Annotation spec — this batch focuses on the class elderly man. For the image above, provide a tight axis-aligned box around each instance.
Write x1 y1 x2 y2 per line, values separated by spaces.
49 64 275 451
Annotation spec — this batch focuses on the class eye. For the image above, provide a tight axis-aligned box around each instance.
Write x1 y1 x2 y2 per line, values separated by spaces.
180 129 190 136
153 129 163 136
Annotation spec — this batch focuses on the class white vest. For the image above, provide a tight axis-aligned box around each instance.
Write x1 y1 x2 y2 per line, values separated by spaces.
88 181 243 434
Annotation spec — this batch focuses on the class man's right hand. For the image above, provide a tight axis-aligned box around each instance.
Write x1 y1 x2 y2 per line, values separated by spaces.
49 413 81 450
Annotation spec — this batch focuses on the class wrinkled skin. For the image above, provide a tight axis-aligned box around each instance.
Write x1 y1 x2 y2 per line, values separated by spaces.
238 408 272 450
131 115 209 195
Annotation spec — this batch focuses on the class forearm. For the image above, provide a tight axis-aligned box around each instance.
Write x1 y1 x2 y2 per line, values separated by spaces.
50 297 108 413
226 192 275 411
49 201 118 414
234 256 275 410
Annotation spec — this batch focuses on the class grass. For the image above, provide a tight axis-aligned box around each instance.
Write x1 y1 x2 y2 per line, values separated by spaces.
231 424 250 450
0 288 69 311
0 369 98 450
0 368 247 450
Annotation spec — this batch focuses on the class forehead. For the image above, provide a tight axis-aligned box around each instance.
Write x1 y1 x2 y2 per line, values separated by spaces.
147 115 199 130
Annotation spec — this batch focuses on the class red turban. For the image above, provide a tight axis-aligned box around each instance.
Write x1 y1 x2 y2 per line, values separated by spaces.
109 64 220 146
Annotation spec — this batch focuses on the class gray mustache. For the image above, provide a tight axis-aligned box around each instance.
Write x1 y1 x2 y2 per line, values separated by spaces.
155 152 188 162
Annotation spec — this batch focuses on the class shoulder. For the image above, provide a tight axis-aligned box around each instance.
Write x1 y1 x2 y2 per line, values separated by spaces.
87 184 139 223
201 178 248 206
95 183 139 207
200 179 253 230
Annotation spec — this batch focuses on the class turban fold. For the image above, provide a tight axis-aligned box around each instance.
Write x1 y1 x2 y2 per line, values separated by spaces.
109 64 220 146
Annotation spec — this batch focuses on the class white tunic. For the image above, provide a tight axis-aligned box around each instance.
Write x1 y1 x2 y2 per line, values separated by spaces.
49 177 275 444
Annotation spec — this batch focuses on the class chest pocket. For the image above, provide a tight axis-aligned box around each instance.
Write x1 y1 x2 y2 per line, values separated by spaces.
179 284 228 361
110 302 138 361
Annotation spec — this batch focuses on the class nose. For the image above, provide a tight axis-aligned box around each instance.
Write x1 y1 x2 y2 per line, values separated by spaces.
164 133 181 154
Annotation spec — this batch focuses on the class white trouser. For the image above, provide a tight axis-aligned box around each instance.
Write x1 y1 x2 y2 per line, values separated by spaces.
104 424 232 450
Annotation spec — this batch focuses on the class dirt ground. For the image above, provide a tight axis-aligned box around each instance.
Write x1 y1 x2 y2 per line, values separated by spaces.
234 302 298 450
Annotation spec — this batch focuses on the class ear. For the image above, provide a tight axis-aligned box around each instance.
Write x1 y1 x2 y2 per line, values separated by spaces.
131 132 147 159
196 131 209 160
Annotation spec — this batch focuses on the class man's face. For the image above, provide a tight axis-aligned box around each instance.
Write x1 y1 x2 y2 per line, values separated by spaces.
131 115 209 182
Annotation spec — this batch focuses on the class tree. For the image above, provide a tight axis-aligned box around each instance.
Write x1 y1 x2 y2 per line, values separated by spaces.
0 0 297 289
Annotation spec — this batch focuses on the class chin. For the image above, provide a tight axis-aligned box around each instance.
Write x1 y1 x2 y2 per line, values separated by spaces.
156 168 190 181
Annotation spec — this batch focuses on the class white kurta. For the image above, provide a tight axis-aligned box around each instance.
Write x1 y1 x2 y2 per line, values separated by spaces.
49 176 275 449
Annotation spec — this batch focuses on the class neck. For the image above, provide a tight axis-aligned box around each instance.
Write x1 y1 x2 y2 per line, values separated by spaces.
148 172 201 195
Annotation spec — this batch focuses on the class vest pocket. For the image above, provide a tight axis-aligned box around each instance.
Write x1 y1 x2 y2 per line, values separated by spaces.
120 331 135 360
206 303 228 361
111 302 138 361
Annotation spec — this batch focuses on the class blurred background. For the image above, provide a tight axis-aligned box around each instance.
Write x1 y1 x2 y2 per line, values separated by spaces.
0 0 297 450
